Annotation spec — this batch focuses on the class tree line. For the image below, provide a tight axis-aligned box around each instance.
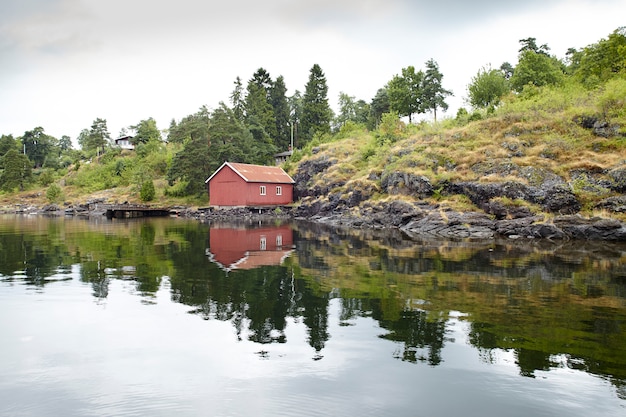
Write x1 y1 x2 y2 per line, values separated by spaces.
466 28 626 110
0 27 624 198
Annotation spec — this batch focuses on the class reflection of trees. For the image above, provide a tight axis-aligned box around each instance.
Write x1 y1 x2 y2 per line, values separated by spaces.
377 308 447 366
80 260 109 299
295 220 626 388
468 304 626 395
3 216 626 392
0 222 72 285
166 225 332 355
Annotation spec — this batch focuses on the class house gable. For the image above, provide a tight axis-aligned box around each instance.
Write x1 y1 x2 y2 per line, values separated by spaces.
206 162 294 207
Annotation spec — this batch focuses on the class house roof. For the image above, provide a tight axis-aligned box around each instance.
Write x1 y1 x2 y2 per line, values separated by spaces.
205 162 295 184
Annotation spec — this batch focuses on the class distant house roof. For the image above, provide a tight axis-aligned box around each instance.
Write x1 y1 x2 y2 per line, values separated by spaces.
114 135 135 150
205 162 295 184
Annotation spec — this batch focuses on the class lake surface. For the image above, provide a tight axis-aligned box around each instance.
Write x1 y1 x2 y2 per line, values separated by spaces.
0 215 625 417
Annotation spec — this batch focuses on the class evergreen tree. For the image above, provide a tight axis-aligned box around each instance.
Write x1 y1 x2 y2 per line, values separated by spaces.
301 64 332 142
167 106 210 144
245 68 277 143
230 76 245 121
271 75 291 151
421 59 453 122
82 118 111 155
288 90 302 148
166 106 212 196
0 134 17 158
208 102 257 168
500 62 514 80
167 136 211 196
131 117 162 145
370 88 390 128
0 148 32 191
518 37 551 55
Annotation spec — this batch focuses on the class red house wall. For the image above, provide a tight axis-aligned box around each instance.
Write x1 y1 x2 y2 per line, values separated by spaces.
209 166 293 207
209 167 245 207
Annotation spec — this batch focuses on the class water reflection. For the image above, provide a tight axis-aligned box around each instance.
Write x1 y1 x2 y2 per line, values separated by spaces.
206 224 294 271
1 215 625 402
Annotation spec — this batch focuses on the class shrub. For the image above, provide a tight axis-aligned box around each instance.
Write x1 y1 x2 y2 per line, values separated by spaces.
39 169 55 186
46 183 64 204
598 78 626 120
164 180 190 197
375 111 406 145
140 180 155 202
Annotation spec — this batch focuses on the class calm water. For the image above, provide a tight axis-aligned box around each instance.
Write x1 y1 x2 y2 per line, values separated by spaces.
0 215 625 417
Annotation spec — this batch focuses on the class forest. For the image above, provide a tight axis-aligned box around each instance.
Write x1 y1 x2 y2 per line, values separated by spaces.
0 27 624 207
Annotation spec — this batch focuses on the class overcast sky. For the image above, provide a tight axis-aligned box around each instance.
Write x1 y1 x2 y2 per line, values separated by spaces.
0 0 624 142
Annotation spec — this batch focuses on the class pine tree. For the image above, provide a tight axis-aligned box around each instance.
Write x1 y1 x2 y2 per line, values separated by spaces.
230 76 245 121
245 68 277 142
271 75 291 151
422 59 453 122
301 64 332 142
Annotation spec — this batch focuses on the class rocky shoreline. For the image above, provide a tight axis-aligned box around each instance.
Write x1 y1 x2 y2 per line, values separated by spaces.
3 194 626 241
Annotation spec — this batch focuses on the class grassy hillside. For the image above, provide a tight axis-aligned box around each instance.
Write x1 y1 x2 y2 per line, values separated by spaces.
2 78 625 222
286 78 626 220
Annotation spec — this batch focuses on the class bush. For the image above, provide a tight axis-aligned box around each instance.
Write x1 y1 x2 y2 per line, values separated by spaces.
46 183 64 203
39 169 55 186
164 180 190 197
598 78 626 120
140 180 155 202
375 112 406 145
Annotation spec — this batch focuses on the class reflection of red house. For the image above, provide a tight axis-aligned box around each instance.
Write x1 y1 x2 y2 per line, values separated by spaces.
206 225 294 272
205 162 294 207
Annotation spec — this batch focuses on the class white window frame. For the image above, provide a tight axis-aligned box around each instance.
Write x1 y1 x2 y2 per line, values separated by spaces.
260 185 266 196
260 236 267 250
276 186 282 196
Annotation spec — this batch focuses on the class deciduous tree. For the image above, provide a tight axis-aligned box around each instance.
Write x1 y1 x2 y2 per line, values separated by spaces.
336 92 357 128
387 66 423 123
573 27 626 86
510 40 565 92
0 148 32 191
21 127 56 168
467 65 510 109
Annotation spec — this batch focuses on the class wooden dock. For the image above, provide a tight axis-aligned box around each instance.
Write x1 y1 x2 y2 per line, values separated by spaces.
104 204 172 219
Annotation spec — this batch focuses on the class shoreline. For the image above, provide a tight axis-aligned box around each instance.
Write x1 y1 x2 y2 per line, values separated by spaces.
3 200 626 242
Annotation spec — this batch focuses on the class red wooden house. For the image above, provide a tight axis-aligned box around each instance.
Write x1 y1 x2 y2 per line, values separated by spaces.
205 162 295 207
